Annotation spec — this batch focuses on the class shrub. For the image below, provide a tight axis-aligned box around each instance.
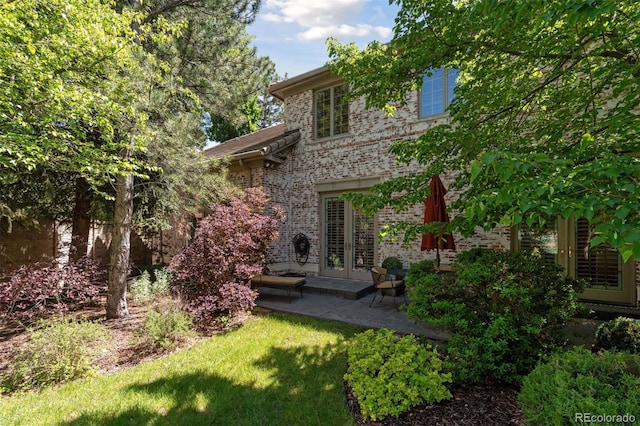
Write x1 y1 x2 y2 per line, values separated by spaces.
519 347 640 425
594 316 640 354
138 298 192 350
344 328 452 421
169 188 285 325
381 256 403 270
404 249 585 383
0 257 103 324
2 318 110 392
129 267 172 304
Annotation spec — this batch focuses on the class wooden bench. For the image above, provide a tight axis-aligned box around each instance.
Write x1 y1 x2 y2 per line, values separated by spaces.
251 275 306 301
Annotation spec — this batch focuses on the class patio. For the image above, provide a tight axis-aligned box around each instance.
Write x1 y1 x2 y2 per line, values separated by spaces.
254 275 448 343
255 275 640 348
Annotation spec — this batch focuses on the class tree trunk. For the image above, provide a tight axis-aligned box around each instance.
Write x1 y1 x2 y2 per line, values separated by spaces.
106 173 133 319
71 177 92 261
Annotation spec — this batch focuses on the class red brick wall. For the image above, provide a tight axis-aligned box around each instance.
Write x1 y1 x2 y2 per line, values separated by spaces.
272 89 507 274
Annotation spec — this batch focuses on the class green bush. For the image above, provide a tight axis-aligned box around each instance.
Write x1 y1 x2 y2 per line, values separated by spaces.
138 299 192 350
595 316 640 354
344 328 451 421
381 256 403 270
2 318 110 392
404 249 585 383
129 267 172 304
519 347 640 425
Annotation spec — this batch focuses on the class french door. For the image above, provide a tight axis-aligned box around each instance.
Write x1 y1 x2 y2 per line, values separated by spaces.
559 218 635 304
516 218 636 304
321 194 376 280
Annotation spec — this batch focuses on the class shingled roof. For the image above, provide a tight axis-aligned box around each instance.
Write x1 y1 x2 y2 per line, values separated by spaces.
204 124 300 162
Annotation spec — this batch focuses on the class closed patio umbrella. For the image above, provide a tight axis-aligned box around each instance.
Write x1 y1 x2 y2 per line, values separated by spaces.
421 174 455 268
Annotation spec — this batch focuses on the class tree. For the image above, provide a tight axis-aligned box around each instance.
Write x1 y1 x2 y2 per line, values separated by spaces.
1 0 274 319
122 0 274 250
0 0 169 319
327 0 640 261
0 0 149 207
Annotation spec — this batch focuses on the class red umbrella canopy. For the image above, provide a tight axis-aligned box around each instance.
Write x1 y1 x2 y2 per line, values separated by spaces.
421 174 456 251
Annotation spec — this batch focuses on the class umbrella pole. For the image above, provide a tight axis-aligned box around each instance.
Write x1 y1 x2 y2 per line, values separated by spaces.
435 246 441 270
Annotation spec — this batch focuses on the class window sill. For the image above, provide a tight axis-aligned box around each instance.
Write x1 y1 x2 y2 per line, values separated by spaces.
311 132 351 145
417 112 451 122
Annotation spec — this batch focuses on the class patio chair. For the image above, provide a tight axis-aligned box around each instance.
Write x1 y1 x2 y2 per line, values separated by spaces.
369 267 407 308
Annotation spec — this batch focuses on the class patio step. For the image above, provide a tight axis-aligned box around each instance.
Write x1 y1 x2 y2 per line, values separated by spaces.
302 276 374 300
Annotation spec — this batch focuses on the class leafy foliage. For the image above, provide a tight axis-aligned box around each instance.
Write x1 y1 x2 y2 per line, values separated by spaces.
328 0 640 261
169 188 285 324
345 328 452 421
518 347 640 425
381 256 403 270
129 267 173 304
404 249 585 383
0 258 104 324
0 0 155 192
137 298 193 350
1 318 110 393
595 317 640 354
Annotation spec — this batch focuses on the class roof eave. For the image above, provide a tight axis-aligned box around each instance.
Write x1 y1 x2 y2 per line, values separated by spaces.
269 66 343 100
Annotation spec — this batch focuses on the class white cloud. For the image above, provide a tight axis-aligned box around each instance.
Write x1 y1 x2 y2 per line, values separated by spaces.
299 24 391 41
262 13 283 23
263 0 392 41
371 6 385 19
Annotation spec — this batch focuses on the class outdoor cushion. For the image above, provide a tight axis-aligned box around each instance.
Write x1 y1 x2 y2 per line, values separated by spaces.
251 275 305 287
251 274 306 301
376 280 404 289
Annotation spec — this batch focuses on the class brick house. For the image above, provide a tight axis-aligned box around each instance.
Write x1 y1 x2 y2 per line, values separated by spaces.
205 66 639 306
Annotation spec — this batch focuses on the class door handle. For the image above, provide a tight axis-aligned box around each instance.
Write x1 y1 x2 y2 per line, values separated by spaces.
568 245 573 258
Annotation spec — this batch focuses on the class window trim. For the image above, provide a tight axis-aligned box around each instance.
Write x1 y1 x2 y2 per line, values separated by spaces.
314 84 349 140
419 67 458 119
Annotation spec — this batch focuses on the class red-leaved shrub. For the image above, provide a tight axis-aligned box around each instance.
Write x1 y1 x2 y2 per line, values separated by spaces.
169 188 285 324
0 257 104 324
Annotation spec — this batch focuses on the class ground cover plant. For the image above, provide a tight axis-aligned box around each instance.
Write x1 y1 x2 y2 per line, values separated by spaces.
1 318 110 392
137 298 193 350
594 316 640 354
404 248 585 383
345 328 451 421
129 267 173 304
518 347 640 425
0 312 359 426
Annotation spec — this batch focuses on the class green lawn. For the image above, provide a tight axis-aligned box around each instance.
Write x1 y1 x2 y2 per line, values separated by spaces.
0 313 361 426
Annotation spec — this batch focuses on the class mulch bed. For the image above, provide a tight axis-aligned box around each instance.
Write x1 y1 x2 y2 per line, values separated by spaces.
345 380 525 425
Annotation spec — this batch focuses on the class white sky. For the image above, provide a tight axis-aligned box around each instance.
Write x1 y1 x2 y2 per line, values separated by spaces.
249 0 399 78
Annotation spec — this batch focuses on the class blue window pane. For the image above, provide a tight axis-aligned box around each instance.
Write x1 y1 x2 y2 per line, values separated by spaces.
447 68 459 106
420 68 444 117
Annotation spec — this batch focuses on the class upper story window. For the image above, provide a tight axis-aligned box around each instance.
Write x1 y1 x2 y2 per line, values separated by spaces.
315 84 349 139
420 68 459 118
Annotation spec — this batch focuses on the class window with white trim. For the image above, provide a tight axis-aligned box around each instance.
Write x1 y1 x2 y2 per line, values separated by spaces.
315 84 348 139
420 68 459 118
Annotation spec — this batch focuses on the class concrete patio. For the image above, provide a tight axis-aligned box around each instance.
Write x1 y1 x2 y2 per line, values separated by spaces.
255 275 640 347
255 275 447 343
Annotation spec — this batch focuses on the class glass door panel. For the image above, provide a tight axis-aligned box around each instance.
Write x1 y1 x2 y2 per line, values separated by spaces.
571 218 635 304
575 218 621 289
321 194 376 280
516 220 558 264
516 218 635 304
324 197 345 276
351 208 375 280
